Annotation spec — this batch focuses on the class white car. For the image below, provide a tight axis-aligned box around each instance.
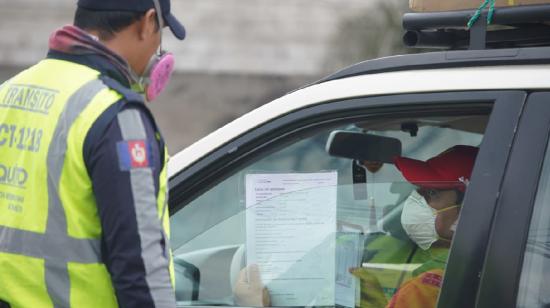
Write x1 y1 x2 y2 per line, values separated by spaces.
168 5 550 308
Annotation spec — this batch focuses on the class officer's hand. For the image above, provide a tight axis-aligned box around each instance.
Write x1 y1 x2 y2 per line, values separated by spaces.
233 264 271 307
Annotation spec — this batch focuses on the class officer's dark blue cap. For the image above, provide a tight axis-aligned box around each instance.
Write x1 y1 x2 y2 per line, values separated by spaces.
77 0 186 40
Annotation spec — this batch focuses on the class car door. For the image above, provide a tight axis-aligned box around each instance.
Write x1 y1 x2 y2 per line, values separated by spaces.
168 90 526 308
469 92 550 308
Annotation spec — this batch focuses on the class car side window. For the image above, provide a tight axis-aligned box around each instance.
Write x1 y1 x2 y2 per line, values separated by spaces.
516 140 550 308
170 114 486 307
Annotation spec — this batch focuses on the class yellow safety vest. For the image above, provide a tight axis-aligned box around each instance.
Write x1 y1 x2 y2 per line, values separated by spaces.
0 59 173 307
352 234 449 307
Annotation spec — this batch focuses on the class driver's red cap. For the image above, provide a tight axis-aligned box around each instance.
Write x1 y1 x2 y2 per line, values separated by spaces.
393 145 478 191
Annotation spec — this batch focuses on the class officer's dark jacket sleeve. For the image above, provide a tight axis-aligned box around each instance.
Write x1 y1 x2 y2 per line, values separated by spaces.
47 50 175 307
83 102 175 308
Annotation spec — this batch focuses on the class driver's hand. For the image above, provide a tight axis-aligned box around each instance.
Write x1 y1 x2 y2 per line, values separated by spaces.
233 264 271 307
361 161 384 173
350 267 388 308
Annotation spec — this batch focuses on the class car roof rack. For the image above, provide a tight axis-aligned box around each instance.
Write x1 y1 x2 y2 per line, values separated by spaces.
403 4 550 50
311 45 550 85
308 4 550 86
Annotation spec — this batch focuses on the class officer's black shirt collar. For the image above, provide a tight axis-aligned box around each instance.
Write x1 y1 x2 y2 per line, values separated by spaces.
47 50 131 88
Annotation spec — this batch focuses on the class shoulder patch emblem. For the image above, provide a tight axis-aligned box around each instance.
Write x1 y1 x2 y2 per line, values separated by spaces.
117 140 151 170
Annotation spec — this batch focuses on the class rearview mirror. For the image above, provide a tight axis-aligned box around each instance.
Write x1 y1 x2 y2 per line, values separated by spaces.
325 131 402 163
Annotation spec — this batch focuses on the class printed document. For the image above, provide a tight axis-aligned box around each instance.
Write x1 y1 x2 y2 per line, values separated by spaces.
245 172 338 306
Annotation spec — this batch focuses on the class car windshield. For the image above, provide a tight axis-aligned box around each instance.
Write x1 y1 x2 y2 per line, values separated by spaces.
170 114 486 307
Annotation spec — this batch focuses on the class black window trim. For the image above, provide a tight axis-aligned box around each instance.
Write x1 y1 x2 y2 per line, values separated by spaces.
438 91 526 308
474 92 550 308
169 90 526 308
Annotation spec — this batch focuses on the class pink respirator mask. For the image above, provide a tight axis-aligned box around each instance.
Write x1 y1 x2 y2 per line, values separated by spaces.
133 0 175 102
139 50 175 102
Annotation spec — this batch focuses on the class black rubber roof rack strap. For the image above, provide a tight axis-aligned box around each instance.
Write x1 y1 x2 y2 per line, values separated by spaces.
402 3 550 50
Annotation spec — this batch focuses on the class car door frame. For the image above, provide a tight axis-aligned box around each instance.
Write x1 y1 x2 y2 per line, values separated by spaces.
473 92 550 308
169 90 526 308
437 90 528 308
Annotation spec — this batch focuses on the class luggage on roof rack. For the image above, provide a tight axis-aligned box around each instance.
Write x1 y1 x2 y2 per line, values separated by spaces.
402 3 550 50
410 0 550 12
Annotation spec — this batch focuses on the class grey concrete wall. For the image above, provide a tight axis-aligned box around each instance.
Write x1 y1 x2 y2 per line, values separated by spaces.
148 72 315 154
166 0 374 75
0 0 374 75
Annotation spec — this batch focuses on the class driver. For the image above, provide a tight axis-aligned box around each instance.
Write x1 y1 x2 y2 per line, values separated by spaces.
387 145 478 308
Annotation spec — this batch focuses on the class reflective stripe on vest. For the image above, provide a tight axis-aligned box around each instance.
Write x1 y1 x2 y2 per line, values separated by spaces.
0 79 106 307
117 109 175 307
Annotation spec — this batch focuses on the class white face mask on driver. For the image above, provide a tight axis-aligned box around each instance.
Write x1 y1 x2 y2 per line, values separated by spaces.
401 190 439 250
401 190 459 250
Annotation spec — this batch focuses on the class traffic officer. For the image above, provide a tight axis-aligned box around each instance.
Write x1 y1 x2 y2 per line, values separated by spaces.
0 0 185 307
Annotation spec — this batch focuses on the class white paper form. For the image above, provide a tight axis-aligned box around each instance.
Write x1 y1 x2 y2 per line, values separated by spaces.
245 172 338 307
335 231 363 308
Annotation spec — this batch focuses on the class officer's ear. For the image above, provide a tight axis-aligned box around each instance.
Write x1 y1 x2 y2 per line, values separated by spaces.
137 8 159 41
